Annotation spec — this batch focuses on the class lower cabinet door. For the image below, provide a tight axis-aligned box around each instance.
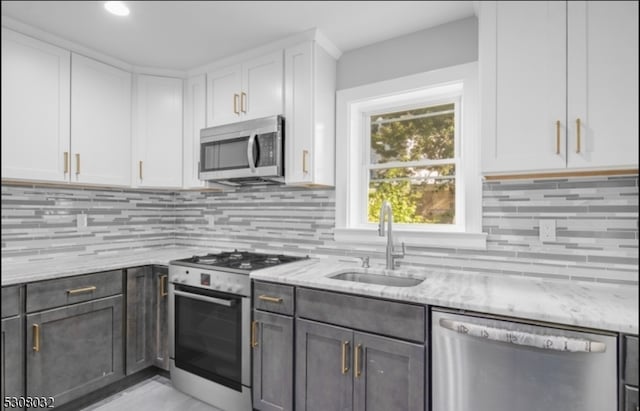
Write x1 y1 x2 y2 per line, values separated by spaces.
252 310 293 411
625 385 639 411
295 319 353 411
126 267 153 374
152 266 169 371
26 295 124 408
2 316 24 411
353 331 425 411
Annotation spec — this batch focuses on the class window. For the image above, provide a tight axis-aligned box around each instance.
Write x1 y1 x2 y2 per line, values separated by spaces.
335 63 486 249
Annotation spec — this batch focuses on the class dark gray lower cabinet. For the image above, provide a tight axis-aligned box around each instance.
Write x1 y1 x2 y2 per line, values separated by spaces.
26 295 124 408
152 266 169 370
125 267 154 374
1 316 24 411
296 319 354 411
296 318 425 411
353 332 424 411
126 266 169 373
252 310 293 411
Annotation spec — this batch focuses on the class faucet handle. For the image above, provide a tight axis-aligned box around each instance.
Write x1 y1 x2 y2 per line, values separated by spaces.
360 256 370 268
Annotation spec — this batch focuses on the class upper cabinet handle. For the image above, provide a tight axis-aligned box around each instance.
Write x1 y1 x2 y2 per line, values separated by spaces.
139 160 143 180
555 120 561 155
75 153 81 175
576 118 581 153
240 92 247 113
233 94 240 115
64 152 69 174
302 150 309 174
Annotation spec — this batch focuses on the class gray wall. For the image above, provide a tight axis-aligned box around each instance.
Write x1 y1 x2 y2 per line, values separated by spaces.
337 16 478 90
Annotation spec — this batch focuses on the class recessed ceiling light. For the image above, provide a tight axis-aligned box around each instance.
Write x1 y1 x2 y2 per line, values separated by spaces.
104 1 130 17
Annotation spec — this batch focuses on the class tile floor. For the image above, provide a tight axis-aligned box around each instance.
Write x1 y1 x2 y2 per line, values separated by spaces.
80 375 222 411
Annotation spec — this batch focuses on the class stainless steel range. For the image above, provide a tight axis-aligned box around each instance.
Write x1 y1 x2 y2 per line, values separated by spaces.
168 250 306 411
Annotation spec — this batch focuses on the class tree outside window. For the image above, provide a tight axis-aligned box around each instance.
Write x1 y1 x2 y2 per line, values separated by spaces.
367 102 457 224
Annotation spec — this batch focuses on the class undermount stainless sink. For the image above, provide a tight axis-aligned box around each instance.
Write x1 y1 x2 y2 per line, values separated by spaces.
329 271 424 287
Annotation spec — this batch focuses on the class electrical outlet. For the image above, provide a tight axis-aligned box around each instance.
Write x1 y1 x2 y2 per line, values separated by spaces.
77 213 88 231
539 219 556 242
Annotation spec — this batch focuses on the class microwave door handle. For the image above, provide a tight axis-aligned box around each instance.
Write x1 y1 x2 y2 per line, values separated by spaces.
247 133 256 173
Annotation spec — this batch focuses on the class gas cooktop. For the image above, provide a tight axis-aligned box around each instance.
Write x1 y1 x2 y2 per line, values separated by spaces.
171 250 308 273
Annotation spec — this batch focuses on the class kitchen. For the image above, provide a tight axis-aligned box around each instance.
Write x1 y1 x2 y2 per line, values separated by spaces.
1 1 638 411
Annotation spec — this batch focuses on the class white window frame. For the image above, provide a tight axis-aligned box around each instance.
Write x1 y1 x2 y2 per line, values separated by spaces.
334 62 487 249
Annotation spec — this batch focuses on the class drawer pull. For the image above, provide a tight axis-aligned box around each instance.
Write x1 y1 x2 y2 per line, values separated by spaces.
33 324 40 352
67 286 97 295
341 340 350 374
258 295 283 303
251 320 259 348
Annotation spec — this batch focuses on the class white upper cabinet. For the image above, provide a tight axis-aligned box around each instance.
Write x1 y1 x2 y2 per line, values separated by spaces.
566 1 639 169
284 41 336 186
1 28 70 182
206 50 283 127
183 74 207 188
133 74 183 188
71 53 132 186
480 1 639 174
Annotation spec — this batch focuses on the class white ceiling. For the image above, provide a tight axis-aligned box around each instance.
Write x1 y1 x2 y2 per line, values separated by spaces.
0 1 475 71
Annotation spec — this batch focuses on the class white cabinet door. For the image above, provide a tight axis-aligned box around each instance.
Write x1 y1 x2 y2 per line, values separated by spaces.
71 53 131 186
183 74 206 188
206 64 241 127
567 1 639 169
1 28 70 182
242 50 283 120
284 41 336 186
134 75 183 188
481 1 567 173
285 42 314 184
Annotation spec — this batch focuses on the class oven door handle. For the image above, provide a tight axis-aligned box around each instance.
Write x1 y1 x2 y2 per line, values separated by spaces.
173 289 234 307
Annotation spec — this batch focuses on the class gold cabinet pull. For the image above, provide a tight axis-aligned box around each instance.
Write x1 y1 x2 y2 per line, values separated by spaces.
341 340 350 374
139 160 143 180
355 344 362 378
160 274 168 297
240 92 247 113
555 120 561 155
64 152 69 174
33 324 40 352
66 286 97 295
258 295 283 303
251 320 259 348
233 94 240 115
75 153 81 175
302 150 309 174
576 118 581 153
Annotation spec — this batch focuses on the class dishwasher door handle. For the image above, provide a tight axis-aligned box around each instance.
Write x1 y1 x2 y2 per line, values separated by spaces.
439 318 606 353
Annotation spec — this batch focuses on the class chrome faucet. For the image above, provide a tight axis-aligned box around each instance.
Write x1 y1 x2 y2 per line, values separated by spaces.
378 200 405 270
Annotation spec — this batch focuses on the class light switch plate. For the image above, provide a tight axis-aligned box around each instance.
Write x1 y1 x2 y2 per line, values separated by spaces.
539 219 556 242
77 213 88 231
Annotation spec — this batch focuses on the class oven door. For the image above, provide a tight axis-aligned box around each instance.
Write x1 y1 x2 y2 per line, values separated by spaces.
169 284 250 391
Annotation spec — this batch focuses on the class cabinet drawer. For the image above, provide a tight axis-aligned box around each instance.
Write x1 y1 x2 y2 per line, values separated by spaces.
253 281 294 315
296 288 425 343
27 270 123 313
625 335 639 386
625 385 639 411
1 285 21 318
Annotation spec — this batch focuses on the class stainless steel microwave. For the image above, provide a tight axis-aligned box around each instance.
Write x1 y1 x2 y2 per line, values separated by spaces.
199 115 284 186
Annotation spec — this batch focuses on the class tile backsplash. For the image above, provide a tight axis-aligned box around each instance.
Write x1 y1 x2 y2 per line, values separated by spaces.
2 175 638 284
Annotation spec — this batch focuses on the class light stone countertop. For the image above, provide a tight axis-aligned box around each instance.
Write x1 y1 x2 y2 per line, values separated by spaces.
2 250 637 335
1 246 210 286
251 257 639 335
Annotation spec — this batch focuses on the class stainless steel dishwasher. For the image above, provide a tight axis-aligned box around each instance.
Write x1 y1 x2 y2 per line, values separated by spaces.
432 309 617 411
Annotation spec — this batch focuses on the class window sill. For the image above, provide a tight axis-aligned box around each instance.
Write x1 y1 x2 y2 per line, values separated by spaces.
334 228 487 250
